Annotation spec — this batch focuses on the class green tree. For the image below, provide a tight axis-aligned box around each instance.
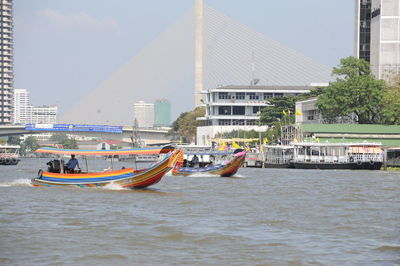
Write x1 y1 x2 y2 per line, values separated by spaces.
260 89 324 126
50 133 78 149
380 74 400 125
21 136 39 155
7 136 21 145
169 107 205 143
260 96 297 125
316 57 386 124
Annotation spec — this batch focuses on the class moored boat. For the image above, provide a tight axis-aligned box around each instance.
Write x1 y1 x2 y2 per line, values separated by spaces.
0 145 20 165
291 142 383 170
31 146 182 188
172 149 246 177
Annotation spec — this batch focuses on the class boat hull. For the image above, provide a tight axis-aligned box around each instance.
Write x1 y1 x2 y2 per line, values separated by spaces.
172 152 245 177
263 162 295 169
293 161 382 170
31 151 180 188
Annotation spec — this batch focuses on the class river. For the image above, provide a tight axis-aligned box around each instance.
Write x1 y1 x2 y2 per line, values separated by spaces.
0 158 399 265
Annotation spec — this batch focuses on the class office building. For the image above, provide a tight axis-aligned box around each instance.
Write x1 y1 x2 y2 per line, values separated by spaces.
13 89 57 124
154 99 171 127
133 101 154 128
355 0 400 81
196 85 313 145
13 89 29 124
0 0 13 124
30 105 57 124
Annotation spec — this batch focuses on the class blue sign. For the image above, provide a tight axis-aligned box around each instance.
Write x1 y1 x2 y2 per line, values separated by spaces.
25 124 123 134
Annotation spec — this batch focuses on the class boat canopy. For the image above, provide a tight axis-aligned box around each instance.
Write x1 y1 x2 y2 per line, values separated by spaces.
35 146 175 156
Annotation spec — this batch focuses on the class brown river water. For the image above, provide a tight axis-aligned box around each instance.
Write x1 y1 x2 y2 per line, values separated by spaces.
0 158 399 265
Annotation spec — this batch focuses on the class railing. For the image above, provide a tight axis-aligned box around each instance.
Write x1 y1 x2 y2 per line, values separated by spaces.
294 154 383 163
265 154 292 164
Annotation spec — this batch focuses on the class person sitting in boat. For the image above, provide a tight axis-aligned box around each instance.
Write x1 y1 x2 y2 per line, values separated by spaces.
66 154 80 173
191 154 199 168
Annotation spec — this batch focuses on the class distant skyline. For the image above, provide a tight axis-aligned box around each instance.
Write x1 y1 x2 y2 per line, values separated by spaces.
15 0 355 121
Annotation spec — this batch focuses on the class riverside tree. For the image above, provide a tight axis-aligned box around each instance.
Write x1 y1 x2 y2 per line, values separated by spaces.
316 56 386 124
169 107 205 143
380 74 400 125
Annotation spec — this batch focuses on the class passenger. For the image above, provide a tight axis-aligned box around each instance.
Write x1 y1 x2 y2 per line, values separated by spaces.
66 154 80 173
192 154 199 168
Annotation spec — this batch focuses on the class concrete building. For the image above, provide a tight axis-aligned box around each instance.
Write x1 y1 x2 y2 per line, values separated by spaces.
295 98 357 124
196 85 313 145
0 0 13 125
154 99 171 127
133 101 154 128
13 89 29 124
13 89 57 124
30 105 57 124
355 0 400 81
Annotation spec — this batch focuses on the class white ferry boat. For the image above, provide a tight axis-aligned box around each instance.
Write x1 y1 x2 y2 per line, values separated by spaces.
0 145 21 165
291 142 383 170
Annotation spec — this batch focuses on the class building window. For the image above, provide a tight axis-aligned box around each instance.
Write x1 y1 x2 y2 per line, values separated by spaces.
218 106 231 115
253 106 261 114
307 110 317 121
232 106 245 115
232 119 245 125
219 119 231 125
219 92 231 99
263 93 273 100
247 92 259 100
246 120 256 125
274 93 283 97
235 92 245 100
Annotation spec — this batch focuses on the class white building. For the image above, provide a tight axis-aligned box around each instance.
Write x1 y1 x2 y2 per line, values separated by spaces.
13 89 29 124
133 101 154 128
355 0 400 82
13 89 57 124
196 85 313 145
31 105 57 124
0 0 13 124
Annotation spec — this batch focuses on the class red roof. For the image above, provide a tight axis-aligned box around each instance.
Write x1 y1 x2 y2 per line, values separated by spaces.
98 140 121 145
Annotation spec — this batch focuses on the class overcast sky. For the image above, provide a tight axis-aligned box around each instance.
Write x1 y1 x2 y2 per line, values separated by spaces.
14 0 355 120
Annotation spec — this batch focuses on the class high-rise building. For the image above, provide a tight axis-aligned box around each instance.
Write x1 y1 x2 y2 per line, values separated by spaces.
354 0 372 62
355 0 400 81
0 0 13 124
13 89 57 124
13 89 30 124
154 99 171 127
133 101 154 128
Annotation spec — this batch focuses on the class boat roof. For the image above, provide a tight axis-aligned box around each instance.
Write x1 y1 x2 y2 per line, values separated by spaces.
35 146 174 156
0 145 21 149
292 142 382 147
184 150 233 156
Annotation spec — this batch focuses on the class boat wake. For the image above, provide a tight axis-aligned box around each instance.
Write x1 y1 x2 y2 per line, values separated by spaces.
101 182 128 191
0 178 32 187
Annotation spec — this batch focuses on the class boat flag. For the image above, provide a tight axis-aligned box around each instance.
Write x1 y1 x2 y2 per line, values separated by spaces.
218 142 228 151
232 141 241 148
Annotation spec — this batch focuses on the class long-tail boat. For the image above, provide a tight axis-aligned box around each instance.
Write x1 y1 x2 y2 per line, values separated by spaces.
31 146 182 188
172 149 246 177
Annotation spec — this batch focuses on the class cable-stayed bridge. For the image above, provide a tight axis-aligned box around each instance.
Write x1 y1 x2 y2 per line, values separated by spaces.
61 0 332 126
